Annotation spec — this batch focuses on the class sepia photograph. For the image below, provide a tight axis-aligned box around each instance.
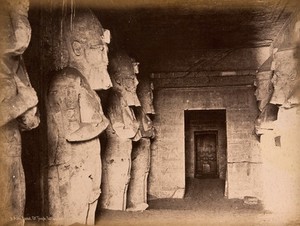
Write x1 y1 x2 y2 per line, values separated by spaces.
0 0 299 225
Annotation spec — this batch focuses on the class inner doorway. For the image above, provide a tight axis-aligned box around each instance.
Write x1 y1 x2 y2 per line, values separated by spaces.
184 109 227 199
195 132 218 178
184 109 227 179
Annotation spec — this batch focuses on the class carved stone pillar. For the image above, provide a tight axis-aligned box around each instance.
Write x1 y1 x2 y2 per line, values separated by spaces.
127 75 155 211
101 52 141 210
46 9 111 225
0 0 39 225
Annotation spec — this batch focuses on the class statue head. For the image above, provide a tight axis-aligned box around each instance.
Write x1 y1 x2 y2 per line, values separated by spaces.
254 71 274 111
270 49 298 106
137 75 155 114
0 0 31 68
109 52 140 106
63 9 112 90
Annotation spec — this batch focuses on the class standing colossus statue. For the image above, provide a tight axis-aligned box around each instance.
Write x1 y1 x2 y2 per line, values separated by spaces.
0 0 40 225
46 9 112 225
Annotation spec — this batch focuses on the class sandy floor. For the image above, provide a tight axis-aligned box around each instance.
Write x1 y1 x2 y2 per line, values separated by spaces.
25 178 300 226
95 179 300 226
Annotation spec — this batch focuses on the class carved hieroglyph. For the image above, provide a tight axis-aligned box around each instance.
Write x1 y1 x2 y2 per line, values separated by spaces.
101 52 141 211
0 0 40 225
127 75 156 211
46 9 111 225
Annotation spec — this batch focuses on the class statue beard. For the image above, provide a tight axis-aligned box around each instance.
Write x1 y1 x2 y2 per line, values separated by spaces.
88 65 112 90
123 90 141 107
139 92 155 114
142 101 155 114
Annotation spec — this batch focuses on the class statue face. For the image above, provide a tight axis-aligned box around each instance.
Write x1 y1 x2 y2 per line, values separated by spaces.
121 69 139 92
254 71 274 111
133 62 139 74
110 53 141 106
9 0 29 16
270 49 298 105
84 39 112 90
2 0 31 56
120 69 140 106
65 10 112 90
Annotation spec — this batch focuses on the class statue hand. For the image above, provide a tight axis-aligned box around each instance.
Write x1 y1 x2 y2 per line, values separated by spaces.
18 106 40 131
15 76 38 109
132 129 142 141
88 187 101 204
150 127 156 139
19 86 38 108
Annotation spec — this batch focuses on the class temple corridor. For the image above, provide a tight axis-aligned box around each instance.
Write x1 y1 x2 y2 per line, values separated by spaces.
1 0 300 225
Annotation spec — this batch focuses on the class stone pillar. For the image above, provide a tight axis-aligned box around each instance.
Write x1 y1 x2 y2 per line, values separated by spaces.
46 9 111 225
260 19 300 215
127 132 152 211
0 0 40 225
127 74 155 211
101 52 141 210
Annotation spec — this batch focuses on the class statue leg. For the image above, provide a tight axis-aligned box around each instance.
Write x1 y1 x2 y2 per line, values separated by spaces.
0 155 25 225
127 138 150 211
48 164 70 224
101 139 132 210
86 150 101 225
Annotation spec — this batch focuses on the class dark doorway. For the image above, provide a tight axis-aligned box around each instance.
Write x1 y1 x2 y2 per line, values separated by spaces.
184 109 227 180
184 109 227 200
194 132 218 179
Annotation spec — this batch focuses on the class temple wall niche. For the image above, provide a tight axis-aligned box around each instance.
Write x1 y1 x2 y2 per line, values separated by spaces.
149 86 262 199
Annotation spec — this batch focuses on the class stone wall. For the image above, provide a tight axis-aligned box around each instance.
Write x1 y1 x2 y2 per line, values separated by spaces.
149 47 271 72
148 85 262 199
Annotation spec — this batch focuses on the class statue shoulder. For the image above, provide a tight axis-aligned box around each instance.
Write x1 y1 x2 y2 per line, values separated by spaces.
49 67 84 89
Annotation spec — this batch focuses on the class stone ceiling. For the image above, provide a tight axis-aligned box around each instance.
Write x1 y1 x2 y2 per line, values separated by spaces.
33 0 299 71
92 0 298 49
85 0 298 71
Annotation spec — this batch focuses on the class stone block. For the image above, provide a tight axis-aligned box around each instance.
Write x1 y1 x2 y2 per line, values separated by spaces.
227 162 263 199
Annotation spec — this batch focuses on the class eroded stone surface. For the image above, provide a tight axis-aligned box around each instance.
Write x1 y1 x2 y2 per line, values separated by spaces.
127 74 156 211
260 18 300 215
271 49 299 106
101 52 141 210
0 0 39 224
46 9 111 225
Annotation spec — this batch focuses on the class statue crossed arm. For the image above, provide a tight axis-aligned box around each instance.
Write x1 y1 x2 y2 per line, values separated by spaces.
0 75 38 128
108 91 140 139
47 68 108 164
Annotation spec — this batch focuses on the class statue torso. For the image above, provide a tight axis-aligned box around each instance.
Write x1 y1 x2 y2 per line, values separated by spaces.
47 67 104 165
